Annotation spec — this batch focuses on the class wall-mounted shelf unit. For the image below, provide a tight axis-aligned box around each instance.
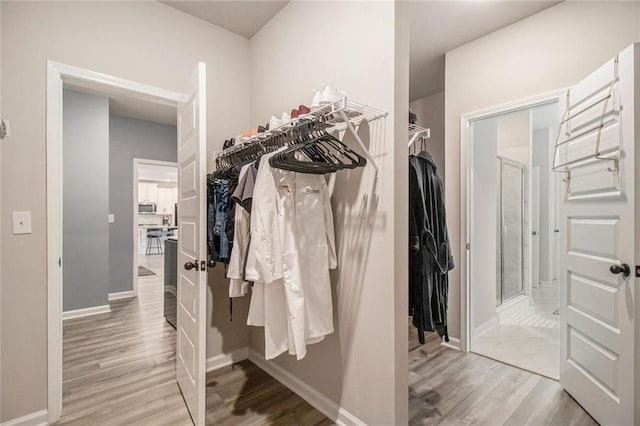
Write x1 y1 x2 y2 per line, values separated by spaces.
215 96 388 176
408 123 430 148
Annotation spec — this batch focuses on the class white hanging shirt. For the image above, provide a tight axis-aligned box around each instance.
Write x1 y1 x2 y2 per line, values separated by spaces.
246 150 337 360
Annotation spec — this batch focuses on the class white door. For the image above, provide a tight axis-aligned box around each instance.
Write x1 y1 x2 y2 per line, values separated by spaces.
176 62 207 426
558 44 637 425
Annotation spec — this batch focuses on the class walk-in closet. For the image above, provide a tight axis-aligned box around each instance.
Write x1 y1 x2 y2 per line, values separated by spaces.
3 2 640 426
406 2 640 425
181 2 407 424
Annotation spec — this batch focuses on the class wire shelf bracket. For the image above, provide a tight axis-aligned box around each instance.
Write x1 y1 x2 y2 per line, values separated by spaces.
408 123 430 148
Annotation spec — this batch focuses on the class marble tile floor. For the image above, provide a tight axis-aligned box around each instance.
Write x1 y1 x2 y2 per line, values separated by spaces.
473 282 560 380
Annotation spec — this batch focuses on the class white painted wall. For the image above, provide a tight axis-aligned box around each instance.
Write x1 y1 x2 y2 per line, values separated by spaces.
444 1 640 340
470 117 498 334
410 91 445 181
249 2 407 423
0 2 250 421
497 110 530 164
532 127 551 282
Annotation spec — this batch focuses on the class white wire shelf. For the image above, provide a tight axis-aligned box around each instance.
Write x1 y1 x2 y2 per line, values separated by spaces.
408 123 430 148
215 96 388 176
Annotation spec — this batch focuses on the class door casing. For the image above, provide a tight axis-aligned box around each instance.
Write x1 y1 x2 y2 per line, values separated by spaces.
459 89 566 353
46 61 187 423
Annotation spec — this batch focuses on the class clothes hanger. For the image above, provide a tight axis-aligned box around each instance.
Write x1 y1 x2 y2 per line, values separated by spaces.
268 121 337 174
269 120 366 174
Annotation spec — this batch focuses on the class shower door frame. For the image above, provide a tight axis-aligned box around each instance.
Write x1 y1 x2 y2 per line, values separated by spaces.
496 155 526 306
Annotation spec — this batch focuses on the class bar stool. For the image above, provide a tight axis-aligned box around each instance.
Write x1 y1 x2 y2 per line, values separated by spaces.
146 228 164 255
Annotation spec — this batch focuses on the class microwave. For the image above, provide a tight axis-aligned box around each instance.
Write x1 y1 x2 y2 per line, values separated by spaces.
138 202 157 214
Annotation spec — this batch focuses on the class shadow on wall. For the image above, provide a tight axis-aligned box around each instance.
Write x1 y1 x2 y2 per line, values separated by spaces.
331 117 385 381
207 265 251 356
204 117 387 420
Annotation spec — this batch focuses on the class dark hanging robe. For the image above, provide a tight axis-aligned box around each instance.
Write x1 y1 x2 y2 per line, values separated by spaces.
409 151 454 344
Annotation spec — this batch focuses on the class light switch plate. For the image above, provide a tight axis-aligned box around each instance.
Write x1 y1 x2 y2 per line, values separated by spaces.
108 213 115 223
12 211 32 234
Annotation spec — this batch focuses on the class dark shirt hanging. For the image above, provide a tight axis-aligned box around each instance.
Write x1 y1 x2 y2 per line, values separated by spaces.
409 151 454 344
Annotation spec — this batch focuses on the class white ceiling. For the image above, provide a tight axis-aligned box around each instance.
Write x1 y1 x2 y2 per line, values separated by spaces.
64 84 177 126
162 0 288 39
409 1 559 101
110 96 177 126
138 164 178 183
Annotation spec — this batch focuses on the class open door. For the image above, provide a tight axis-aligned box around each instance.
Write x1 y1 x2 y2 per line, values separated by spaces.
176 62 207 426
557 44 637 425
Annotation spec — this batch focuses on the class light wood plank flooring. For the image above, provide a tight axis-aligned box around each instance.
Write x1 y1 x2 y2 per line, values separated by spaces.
409 326 598 425
58 254 330 425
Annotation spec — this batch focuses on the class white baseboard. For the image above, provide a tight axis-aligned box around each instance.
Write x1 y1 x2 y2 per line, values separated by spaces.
248 349 365 426
206 347 249 372
62 305 111 320
473 317 498 338
441 336 461 351
1 409 48 426
108 290 135 301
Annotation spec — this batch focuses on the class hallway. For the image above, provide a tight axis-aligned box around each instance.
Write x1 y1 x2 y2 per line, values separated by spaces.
58 256 329 425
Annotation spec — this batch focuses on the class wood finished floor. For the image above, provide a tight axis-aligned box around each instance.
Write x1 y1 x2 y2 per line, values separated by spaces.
409 326 598 425
59 252 598 425
58 254 330 426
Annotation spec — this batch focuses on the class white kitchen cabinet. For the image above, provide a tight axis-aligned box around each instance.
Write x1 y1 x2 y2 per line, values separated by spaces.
157 187 174 214
138 182 158 203
147 183 158 202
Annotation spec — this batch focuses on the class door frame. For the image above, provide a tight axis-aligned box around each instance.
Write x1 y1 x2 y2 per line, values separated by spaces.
496 155 526 306
459 89 566 353
46 61 185 423
132 158 179 297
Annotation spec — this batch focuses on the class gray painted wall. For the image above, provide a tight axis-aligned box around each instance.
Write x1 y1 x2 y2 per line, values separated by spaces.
63 89 110 311
109 115 177 294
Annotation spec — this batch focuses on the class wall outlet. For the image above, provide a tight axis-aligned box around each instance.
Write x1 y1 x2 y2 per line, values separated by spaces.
12 211 32 234
108 213 115 223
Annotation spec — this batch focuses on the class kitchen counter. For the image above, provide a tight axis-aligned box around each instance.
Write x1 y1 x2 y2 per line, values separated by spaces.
138 225 178 229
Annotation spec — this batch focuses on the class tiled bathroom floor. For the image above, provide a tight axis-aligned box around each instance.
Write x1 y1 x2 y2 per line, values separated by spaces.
472 282 559 379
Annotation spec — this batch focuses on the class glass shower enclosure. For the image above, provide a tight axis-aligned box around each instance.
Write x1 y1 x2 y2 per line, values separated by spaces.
496 156 525 306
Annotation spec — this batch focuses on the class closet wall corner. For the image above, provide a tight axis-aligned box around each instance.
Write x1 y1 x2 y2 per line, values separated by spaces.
236 1 410 424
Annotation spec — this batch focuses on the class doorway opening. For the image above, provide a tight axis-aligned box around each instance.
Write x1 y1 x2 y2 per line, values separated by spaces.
467 101 562 379
60 88 181 420
133 160 179 298
46 61 187 423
